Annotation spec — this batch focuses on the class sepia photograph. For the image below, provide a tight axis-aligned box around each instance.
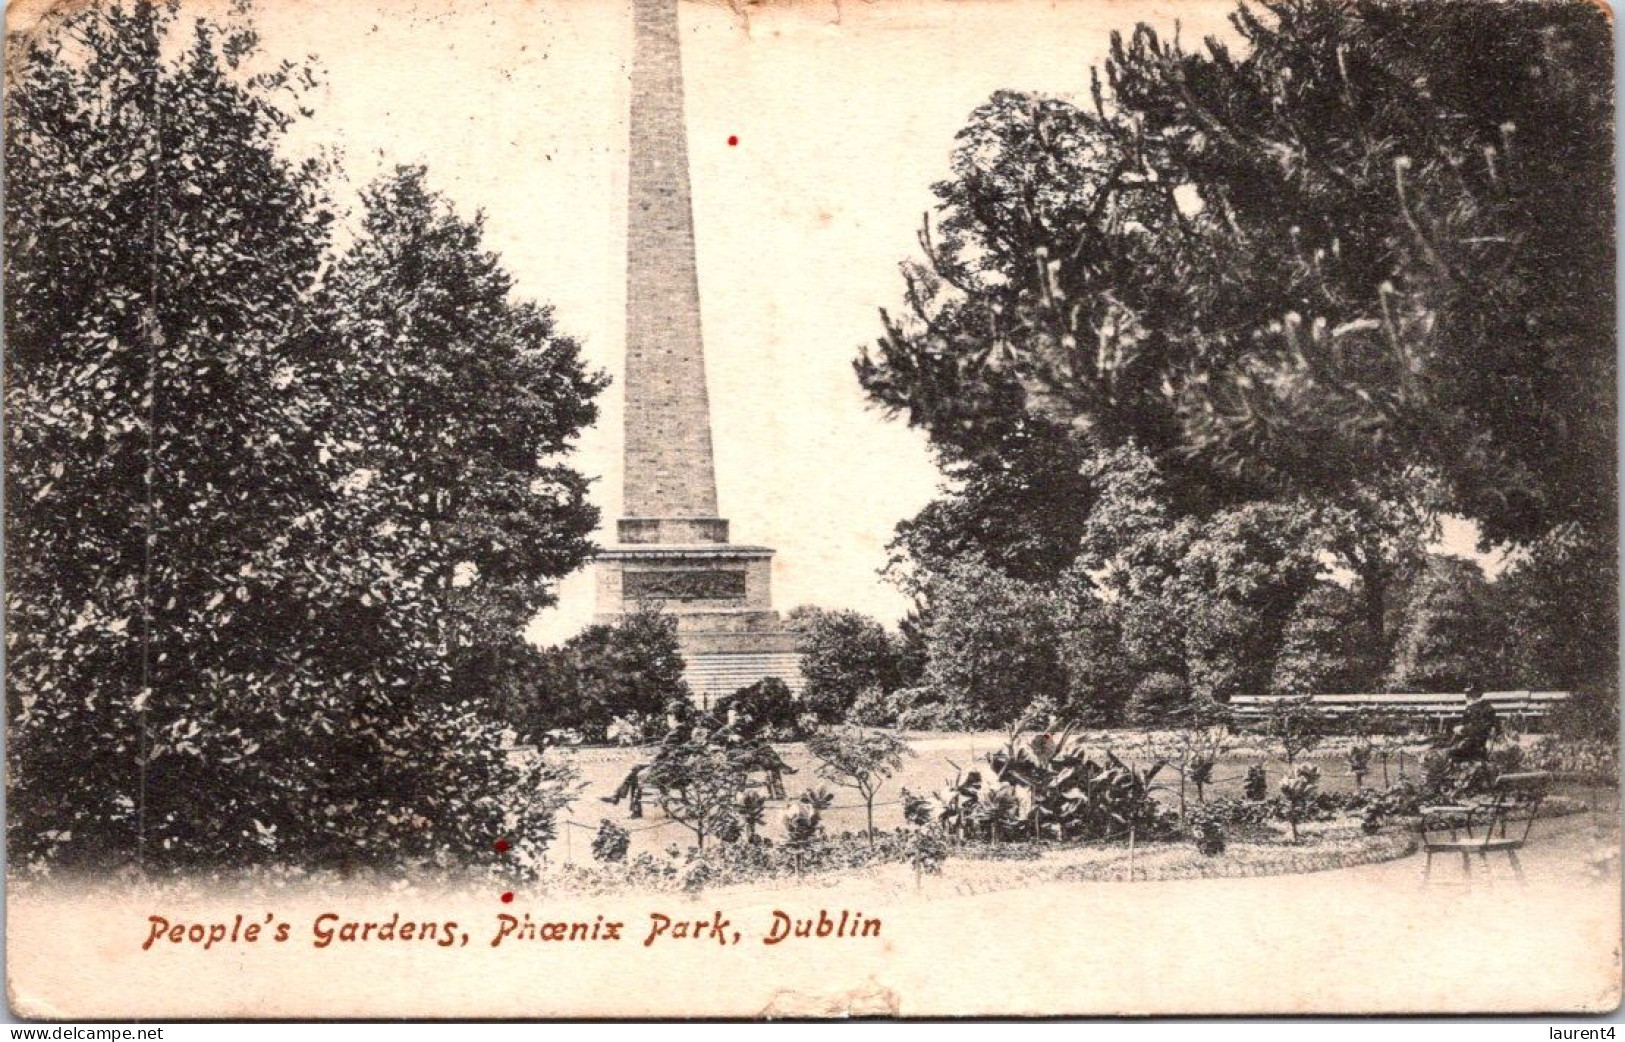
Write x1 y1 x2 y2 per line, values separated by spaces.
2 0 1619 1020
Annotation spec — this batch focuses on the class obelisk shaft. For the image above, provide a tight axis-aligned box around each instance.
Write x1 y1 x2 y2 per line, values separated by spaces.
623 0 719 524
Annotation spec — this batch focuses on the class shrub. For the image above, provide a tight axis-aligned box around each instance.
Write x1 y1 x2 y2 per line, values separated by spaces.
641 742 750 849
1244 764 1268 801
718 677 802 738
806 725 913 843
1278 763 1322 843
591 820 630 863
848 686 898 727
1187 805 1227 856
1346 742 1374 788
1126 672 1189 726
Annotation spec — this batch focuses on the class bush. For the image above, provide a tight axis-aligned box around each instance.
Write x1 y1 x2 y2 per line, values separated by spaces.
717 677 801 738
1126 672 1190 726
848 686 897 727
1187 805 1227 857
1278 763 1322 842
1244 764 1268 801
591 820 630 863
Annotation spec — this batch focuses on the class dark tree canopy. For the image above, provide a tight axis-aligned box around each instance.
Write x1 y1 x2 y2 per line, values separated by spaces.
858 0 1615 547
4 2 595 873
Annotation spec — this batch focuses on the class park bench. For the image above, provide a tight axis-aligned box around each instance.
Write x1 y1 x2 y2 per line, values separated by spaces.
1417 771 1552 884
1228 691 1570 731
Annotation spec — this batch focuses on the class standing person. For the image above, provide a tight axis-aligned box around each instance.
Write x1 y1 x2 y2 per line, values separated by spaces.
1449 687 1500 763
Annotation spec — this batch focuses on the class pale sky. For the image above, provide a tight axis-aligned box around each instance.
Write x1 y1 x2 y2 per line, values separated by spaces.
241 0 1497 644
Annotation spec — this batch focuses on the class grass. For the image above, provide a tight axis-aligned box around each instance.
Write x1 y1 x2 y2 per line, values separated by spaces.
549 729 1438 865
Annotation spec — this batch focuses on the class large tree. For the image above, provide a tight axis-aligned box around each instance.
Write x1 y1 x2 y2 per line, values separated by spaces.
4 2 585 873
326 165 607 699
1386 555 1502 692
858 0 1614 548
786 606 905 723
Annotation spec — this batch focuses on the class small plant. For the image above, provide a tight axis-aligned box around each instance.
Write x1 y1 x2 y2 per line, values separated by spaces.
1278 763 1322 843
783 799 823 848
591 819 630 863
641 741 751 849
737 792 767 842
1244 764 1268 801
1346 741 1374 789
1264 696 1325 766
806 725 913 845
906 827 948 887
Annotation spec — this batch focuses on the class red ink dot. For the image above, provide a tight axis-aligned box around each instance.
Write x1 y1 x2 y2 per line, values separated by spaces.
500 892 514 904
494 838 511 853
727 135 739 146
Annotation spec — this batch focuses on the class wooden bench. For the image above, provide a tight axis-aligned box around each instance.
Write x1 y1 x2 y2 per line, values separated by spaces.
1418 772 1552 884
1228 691 1570 730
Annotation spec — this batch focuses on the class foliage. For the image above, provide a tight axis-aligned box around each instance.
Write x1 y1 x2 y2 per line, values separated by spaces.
917 727 1175 844
1261 695 1326 766
1278 763 1322 843
1052 579 1135 725
1345 741 1374 790
1243 764 1268 802
916 557 1066 728
1187 804 1227 857
884 421 1097 588
1271 583 1380 696
4 2 593 874
783 792 826 848
717 677 801 739
1386 555 1501 692
1494 523 1619 693
1126 673 1189 727
805 726 913 842
1166 698 1230 807
548 608 691 739
857 0 1614 547
640 741 749 849
848 685 898 728
591 820 630 864
326 165 605 687
786 607 906 723
736 792 767 842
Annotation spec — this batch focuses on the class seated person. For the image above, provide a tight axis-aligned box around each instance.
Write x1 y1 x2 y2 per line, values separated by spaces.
1448 687 1500 763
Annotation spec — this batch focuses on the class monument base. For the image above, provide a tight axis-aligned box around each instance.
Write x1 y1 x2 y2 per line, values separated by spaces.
595 536 803 707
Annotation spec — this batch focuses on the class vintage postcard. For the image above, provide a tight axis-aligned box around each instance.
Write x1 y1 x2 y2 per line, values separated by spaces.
4 0 1620 1020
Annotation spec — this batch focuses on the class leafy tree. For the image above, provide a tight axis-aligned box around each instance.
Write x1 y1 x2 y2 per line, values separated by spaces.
641 740 747 850
1387 555 1502 692
1270 582 1379 696
858 1 1613 547
884 420 1096 588
1051 576 1133 725
563 608 690 736
327 166 606 690
786 606 904 723
1494 522 1618 693
1263 695 1326 767
805 726 913 843
1175 502 1324 702
917 557 1066 728
1126 673 1189 727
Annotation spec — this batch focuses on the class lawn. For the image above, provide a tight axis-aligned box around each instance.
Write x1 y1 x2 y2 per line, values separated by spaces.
542 729 1440 866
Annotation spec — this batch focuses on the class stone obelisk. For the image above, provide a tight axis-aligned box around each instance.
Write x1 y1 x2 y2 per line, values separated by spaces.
595 0 800 706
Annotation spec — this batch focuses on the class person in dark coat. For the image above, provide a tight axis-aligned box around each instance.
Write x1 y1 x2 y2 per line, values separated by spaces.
1449 687 1500 762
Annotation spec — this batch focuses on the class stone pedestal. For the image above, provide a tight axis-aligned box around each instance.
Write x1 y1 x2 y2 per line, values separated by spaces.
595 521 801 706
